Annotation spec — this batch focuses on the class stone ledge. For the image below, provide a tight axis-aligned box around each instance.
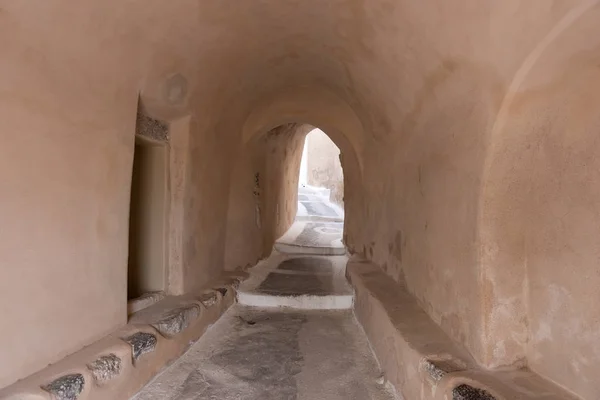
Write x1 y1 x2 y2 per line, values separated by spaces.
127 292 166 315
0 277 239 400
346 260 579 400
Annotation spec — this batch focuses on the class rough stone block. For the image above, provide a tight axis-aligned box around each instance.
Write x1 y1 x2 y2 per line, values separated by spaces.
420 358 466 382
199 291 218 308
453 384 496 400
41 374 84 400
135 110 169 142
123 332 157 362
127 291 165 315
86 354 122 384
152 305 201 337
229 280 241 290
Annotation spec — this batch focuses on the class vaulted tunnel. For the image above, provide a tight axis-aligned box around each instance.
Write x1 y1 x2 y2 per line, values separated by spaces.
1 2 600 400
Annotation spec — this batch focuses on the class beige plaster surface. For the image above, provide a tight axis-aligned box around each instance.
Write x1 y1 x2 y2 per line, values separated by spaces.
224 123 311 271
165 116 192 296
2 1 600 398
347 258 578 400
0 0 205 387
262 124 311 254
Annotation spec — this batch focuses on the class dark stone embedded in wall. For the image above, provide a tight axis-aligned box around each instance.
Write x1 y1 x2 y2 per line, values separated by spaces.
199 291 218 308
226 276 244 290
254 172 261 193
420 358 466 382
423 360 445 382
453 384 496 400
87 354 122 384
214 286 229 297
152 305 201 338
136 109 169 142
123 332 157 362
394 230 403 263
253 172 262 228
41 374 85 400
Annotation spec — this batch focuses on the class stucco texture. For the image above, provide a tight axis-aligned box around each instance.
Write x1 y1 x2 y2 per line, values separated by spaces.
224 123 311 271
1 1 600 398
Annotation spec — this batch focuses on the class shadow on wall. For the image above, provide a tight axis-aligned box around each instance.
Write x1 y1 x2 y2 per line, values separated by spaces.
224 123 314 271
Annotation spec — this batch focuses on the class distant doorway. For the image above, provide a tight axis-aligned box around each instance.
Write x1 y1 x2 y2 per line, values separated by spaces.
273 127 346 255
297 128 345 221
127 136 168 300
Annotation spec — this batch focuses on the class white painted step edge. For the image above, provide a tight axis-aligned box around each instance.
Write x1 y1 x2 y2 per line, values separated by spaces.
274 242 346 256
237 292 354 310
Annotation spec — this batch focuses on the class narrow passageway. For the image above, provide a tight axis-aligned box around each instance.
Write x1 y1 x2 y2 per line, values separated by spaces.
133 190 396 400
4 4 600 399
278 129 346 257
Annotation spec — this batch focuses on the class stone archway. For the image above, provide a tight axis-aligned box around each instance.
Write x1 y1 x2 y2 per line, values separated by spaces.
223 87 366 271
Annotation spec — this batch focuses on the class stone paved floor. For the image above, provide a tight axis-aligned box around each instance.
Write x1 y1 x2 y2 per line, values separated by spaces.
274 221 345 255
131 305 397 400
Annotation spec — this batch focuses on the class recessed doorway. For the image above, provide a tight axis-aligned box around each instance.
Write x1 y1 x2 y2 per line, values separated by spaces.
127 135 168 300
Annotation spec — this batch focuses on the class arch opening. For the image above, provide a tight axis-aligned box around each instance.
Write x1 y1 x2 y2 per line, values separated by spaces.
274 126 346 257
224 117 362 272
224 88 366 272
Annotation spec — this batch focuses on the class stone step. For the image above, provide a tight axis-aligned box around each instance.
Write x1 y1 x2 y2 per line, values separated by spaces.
237 253 354 310
274 221 346 256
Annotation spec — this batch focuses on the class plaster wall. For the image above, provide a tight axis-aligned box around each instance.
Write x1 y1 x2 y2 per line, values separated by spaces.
181 119 232 291
266 125 311 243
0 0 219 388
223 140 266 271
224 124 310 271
165 116 192 295
479 7 600 396
306 128 344 207
0 3 140 387
3 0 600 397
